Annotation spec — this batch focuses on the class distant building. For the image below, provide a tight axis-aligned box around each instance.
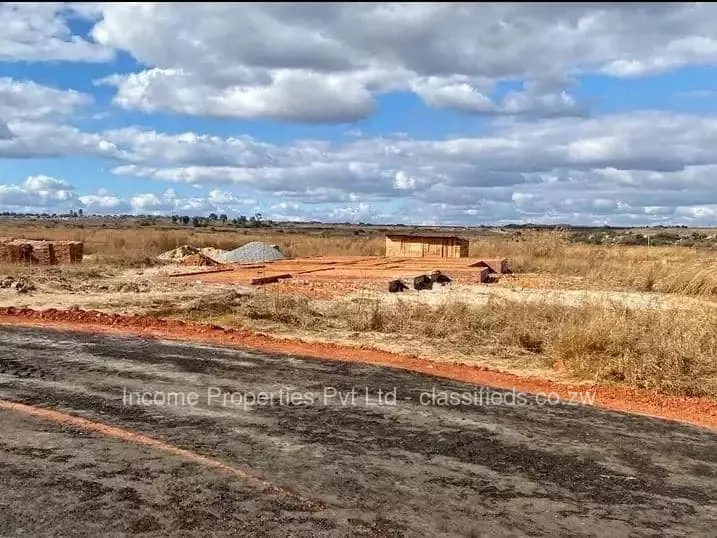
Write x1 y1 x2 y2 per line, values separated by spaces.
385 233 469 258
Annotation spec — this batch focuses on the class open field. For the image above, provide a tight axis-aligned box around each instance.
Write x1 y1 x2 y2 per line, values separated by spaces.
5 219 717 297
1 219 717 536
1 220 717 402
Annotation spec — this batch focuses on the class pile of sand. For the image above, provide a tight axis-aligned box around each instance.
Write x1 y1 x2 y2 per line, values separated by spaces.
157 245 199 261
158 245 229 264
178 253 221 267
200 247 228 261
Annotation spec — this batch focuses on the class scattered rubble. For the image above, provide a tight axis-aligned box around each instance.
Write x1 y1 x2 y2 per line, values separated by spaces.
0 277 36 294
251 273 292 285
389 271 452 294
430 270 452 284
413 274 434 291
388 279 409 293
115 281 151 293
216 241 286 264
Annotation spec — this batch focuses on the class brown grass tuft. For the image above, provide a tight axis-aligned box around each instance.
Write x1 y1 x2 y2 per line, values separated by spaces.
189 294 717 397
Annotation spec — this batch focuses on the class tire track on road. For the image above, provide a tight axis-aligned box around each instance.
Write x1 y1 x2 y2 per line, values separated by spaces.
0 398 325 511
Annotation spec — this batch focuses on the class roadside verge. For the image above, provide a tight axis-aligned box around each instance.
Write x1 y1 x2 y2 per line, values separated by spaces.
0 306 715 430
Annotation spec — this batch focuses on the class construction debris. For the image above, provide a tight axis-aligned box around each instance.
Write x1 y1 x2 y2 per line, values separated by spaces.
430 270 452 284
169 255 507 289
250 273 292 285
470 258 509 274
388 279 409 293
115 282 150 293
413 274 434 291
476 267 491 283
216 242 285 264
0 277 36 293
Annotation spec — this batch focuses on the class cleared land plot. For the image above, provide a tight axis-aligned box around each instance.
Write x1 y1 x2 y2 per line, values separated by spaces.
164 255 499 287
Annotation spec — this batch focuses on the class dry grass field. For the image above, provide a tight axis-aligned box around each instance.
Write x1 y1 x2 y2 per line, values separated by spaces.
1 220 717 397
6 220 717 296
5 220 717 296
150 293 717 397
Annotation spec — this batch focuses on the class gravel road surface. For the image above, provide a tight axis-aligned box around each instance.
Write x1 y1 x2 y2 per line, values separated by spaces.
0 325 715 537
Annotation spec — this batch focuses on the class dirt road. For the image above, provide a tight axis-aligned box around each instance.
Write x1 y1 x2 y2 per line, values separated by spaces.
0 326 715 536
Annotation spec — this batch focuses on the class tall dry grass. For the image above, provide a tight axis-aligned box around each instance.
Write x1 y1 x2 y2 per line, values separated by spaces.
548 302 717 395
5 222 717 298
0 223 383 265
190 294 717 397
471 231 717 298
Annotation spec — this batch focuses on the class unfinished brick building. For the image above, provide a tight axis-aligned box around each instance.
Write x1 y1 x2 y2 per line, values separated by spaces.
385 233 469 258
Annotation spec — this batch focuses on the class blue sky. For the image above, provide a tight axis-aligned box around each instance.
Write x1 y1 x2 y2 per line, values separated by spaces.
4 3 717 225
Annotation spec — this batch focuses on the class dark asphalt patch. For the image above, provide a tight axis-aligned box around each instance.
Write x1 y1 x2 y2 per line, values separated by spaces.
0 325 715 536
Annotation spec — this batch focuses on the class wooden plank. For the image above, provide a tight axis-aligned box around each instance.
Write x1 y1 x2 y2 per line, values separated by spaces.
295 267 337 275
336 257 383 266
167 267 235 278
364 258 410 267
224 264 266 270
251 273 293 285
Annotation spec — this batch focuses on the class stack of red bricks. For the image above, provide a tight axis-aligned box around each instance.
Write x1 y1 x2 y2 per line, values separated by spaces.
0 237 20 263
27 241 55 264
0 238 83 265
53 241 84 264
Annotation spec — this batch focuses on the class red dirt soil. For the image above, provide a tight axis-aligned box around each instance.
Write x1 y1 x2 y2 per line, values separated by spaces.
165 255 492 290
178 253 220 267
0 306 714 431
270 278 385 299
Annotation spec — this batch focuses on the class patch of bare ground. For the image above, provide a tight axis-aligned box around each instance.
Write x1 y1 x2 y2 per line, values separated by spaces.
345 283 713 310
0 262 254 314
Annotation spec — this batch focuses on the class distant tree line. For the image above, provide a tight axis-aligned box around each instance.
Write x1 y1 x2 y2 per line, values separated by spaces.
0 210 273 227
169 212 271 228
0 209 84 218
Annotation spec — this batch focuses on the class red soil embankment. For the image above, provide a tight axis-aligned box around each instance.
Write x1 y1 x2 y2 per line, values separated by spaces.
0 306 714 431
